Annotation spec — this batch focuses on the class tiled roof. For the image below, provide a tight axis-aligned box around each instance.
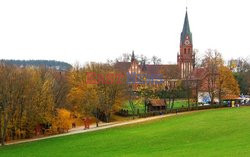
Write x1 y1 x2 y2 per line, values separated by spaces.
149 99 166 106
145 64 174 74
114 62 131 73
189 67 207 80
114 61 179 79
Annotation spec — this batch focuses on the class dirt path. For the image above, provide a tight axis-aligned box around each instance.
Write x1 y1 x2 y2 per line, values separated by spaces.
5 111 193 146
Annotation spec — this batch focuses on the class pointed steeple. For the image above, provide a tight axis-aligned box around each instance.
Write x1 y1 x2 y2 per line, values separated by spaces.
131 50 135 62
141 60 147 71
180 10 192 45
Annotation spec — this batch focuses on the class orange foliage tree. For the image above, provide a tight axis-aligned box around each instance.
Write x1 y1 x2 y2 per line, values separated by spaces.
217 66 240 104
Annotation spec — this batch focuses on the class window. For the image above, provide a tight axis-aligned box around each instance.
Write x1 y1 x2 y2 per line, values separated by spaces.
184 48 186 54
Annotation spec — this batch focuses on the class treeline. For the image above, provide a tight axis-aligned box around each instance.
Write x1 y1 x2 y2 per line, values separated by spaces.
0 63 127 145
228 58 250 95
0 59 72 71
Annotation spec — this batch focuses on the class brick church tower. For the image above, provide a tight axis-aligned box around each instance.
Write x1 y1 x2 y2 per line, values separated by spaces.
177 9 195 79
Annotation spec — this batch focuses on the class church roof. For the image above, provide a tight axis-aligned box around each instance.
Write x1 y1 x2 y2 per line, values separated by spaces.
189 68 207 80
114 62 131 73
181 10 192 45
145 64 178 78
114 61 179 79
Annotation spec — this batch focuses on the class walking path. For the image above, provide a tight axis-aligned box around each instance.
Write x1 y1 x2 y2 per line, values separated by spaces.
5 111 194 146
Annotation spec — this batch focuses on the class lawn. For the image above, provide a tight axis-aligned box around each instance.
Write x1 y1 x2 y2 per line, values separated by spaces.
171 99 189 108
122 99 191 114
122 99 145 114
1 107 250 157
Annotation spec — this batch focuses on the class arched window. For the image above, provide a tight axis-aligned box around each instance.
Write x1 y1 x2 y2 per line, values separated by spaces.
188 48 191 54
184 48 186 54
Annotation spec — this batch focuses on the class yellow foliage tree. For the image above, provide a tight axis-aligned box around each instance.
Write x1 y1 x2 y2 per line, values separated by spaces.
52 109 72 133
217 66 240 104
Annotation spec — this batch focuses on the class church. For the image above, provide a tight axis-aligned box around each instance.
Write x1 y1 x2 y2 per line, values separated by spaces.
115 10 207 90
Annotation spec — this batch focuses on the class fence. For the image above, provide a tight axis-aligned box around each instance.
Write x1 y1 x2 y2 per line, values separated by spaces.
117 104 230 118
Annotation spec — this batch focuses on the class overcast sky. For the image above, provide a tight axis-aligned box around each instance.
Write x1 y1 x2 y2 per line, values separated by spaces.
0 0 249 65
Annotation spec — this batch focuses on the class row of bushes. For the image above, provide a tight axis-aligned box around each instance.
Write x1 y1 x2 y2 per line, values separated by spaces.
117 104 230 118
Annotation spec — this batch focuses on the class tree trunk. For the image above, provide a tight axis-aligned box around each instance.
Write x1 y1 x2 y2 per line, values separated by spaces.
211 93 215 106
195 80 198 107
95 109 99 127
171 91 175 110
1 117 8 146
0 110 2 146
168 96 171 112
96 120 99 127
219 88 222 106
187 88 190 109
106 113 110 123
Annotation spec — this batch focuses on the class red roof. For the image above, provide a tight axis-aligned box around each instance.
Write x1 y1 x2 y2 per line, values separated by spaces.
145 64 177 75
189 67 207 80
149 99 166 106
114 62 131 73
114 61 179 79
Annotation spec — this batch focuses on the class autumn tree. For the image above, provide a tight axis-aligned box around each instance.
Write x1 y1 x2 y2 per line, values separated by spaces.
86 63 126 122
217 66 240 105
0 64 69 145
202 49 224 105
52 109 72 133
68 62 127 124
230 58 250 95
51 70 70 109
0 65 36 144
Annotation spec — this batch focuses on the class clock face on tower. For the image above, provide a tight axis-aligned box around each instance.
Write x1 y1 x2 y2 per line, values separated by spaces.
184 40 190 45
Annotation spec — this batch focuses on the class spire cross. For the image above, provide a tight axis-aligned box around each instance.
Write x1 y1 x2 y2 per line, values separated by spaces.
186 0 188 10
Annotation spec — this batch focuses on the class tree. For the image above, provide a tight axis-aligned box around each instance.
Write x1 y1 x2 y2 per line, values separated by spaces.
115 53 131 62
138 54 150 65
91 63 126 122
52 70 70 109
0 65 34 144
138 86 154 113
202 49 223 105
217 66 240 104
67 62 127 124
230 58 250 95
151 56 161 65
38 73 55 124
52 109 72 133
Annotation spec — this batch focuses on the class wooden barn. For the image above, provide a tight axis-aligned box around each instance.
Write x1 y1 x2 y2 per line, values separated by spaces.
147 99 166 112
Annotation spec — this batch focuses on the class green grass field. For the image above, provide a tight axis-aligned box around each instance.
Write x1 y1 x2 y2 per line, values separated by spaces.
122 99 190 114
1 107 250 157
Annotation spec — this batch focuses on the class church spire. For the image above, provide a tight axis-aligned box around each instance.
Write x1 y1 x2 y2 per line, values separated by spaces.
178 8 195 79
180 10 192 45
131 50 135 62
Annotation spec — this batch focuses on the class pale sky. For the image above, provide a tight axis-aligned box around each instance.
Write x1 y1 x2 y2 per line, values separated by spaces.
0 0 249 65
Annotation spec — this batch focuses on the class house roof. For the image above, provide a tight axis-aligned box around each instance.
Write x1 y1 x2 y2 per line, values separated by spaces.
149 99 166 106
222 95 240 100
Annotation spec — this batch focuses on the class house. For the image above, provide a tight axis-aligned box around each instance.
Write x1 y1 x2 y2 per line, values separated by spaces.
146 99 166 112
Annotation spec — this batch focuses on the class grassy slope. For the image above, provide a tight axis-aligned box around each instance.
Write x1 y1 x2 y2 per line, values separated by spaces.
1 107 250 157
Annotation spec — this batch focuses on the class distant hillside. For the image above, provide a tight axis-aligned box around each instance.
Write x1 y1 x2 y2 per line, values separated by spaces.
0 59 72 71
